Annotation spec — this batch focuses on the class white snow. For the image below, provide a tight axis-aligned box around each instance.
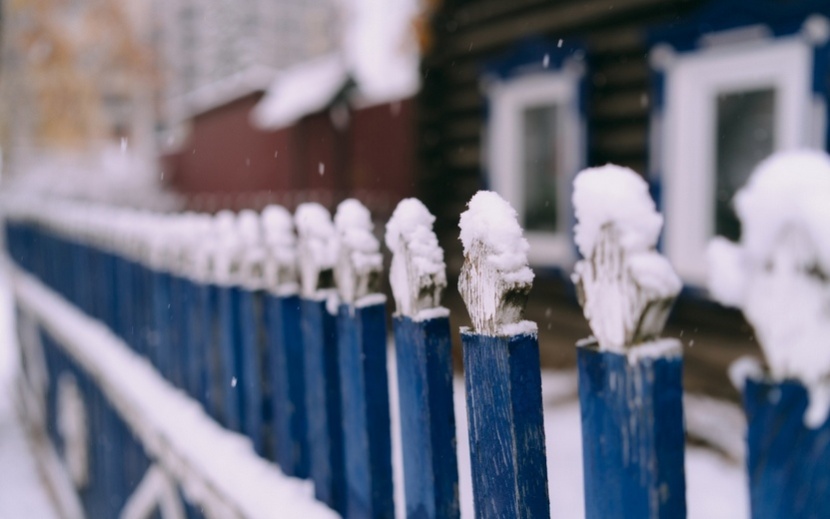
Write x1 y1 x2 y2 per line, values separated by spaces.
384 198 447 318
261 205 299 294
294 203 339 298
333 199 384 305
571 165 681 352
252 0 421 130
340 0 421 107
706 150 830 427
457 191 535 336
252 55 349 130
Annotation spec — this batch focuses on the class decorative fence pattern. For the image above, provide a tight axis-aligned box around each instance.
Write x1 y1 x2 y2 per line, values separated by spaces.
3 149 830 519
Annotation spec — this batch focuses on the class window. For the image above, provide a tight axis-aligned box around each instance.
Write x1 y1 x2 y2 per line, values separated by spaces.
654 34 824 285
485 58 585 267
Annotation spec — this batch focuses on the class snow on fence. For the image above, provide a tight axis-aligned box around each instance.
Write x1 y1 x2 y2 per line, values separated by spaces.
2 149 829 519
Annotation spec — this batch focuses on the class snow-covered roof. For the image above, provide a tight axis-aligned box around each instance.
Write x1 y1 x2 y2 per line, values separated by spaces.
251 55 350 131
177 65 277 120
253 0 422 130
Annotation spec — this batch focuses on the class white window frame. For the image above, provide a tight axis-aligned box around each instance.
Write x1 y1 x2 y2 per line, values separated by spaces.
485 69 585 267
661 36 818 285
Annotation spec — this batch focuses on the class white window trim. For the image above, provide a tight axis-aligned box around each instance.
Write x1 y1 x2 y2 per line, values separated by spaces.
661 36 817 285
485 69 585 267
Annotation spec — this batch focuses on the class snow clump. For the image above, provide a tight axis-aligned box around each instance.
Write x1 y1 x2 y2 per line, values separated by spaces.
294 203 338 298
333 199 384 305
706 150 830 427
385 198 447 318
572 164 681 351
458 191 535 336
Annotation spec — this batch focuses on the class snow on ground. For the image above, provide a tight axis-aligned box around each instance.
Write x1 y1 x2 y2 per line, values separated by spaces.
0 268 60 519
0 260 748 518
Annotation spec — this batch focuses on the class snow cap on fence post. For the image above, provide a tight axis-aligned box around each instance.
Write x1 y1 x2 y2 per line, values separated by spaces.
333 198 384 305
458 190 535 336
572 164 681 351
237 208 268 290
261 204 299 294
211 210 241 286
294 203 338 298
384 198 447 318
707 150 830 427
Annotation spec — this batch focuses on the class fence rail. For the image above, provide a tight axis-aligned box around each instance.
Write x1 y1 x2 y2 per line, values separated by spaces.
3 149 830 519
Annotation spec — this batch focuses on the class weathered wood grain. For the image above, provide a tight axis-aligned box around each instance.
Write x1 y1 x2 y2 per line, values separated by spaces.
301 297 347 514
394 315 459 519
744 378 830 519
577 344 686 519
338 301 394 519
267 293 310 477
462 330 549 519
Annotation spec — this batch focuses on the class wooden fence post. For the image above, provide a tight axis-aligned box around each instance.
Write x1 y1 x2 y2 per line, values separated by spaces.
706 151 830 519
457 191 549 519
571 165 686 519
235 209 269 455
212 210 244 432
294 203 346 513
333 199 394 519
385 198 458 519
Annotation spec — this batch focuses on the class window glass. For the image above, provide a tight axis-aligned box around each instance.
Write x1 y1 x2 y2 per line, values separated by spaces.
522 104 560 232
715 88 776 240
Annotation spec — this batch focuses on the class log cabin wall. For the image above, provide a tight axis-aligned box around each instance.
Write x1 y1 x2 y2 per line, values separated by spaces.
417 0 707 273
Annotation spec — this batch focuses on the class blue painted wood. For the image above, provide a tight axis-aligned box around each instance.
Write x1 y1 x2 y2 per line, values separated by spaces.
216 285 243 431
238 288 267 455
394 315 459 519
168 274 189 388
115 255 134 345
266 293 310 475
743 378 830 519
338 301 394 519
186 280 209 404
462 330 550 519
300 297 346 514
151 270 172 378
577 345 686 519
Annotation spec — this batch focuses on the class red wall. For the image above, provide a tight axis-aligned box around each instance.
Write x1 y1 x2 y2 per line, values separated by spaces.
164 94 416 217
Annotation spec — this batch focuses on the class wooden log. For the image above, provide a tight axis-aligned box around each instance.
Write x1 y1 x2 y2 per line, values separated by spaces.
462 330 549 519
267 293 310 476
743 378 830 519
394 315 459 519
301 297 346 514
577 340 686 519
338 300 394 519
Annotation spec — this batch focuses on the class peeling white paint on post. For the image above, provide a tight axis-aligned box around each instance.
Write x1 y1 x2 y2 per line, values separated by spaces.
571 164 686 519
707 150 830 519
333 198 394 519
457 190 549 519
294 202 347 514
386 198 458 519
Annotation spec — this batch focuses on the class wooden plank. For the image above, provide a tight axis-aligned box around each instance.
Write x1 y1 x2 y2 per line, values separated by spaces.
239 288 267 455
592 89 649 120
338 301 394 519
151 270 173 380
301 297 347 515
446 116 482 141
186 279 209 406
462 330 549 519
592 123 648 155
577 343 687 519
216 285 243 432
744 378 830 519
394 315 459 519
446 145 481 169
266 293 311 477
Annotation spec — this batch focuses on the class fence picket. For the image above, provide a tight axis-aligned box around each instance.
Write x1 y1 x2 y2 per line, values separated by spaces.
457 191 550 519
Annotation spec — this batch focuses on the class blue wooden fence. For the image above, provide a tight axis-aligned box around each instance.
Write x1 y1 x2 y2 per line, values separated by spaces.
3 178 828 519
